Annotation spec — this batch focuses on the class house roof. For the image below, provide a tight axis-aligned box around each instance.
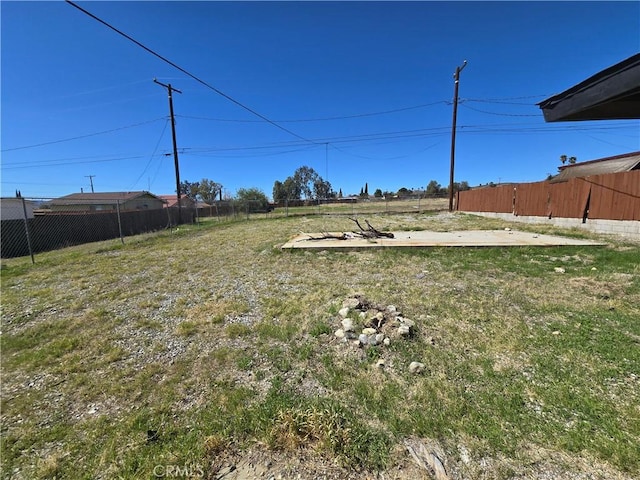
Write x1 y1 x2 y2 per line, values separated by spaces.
48 191 164 205
538 53 640 121
157 194 193 207
549 151 640 183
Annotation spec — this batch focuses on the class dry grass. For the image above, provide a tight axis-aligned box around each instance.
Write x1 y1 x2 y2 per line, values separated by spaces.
1 211 639 479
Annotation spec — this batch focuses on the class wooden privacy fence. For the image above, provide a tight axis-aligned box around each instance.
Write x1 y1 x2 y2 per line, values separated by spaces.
457 170 640 221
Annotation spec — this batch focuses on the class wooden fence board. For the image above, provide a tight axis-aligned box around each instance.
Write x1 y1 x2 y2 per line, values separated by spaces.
586 170 640 220
458 170 639 221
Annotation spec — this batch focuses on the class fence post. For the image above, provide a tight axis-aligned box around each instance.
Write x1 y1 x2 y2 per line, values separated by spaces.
116 200 125 244
21 197 35 264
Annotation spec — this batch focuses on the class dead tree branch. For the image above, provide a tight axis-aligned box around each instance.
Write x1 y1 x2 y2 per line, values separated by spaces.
348 218 395 239
303 233 348 241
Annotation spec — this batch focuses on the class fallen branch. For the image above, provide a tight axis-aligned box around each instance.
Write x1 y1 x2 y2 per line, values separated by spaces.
348 218 395 239
303 233 348 241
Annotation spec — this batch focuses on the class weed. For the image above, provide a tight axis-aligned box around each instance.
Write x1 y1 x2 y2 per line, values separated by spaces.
2 212 638 478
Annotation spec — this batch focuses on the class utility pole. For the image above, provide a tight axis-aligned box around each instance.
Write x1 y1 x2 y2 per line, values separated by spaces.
449 60 467 212
85 175 95 193
325 143 329 182
154 78 183 224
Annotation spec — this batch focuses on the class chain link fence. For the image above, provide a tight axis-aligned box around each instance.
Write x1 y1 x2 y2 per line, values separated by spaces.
196 195 449 220
269 195 449 218
2 195 449 262
1 197 196 262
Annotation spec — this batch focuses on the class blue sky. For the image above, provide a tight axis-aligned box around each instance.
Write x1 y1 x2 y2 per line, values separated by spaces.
2 1 639 200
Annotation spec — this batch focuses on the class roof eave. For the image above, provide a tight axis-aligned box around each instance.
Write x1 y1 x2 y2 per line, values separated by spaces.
538 53 640 122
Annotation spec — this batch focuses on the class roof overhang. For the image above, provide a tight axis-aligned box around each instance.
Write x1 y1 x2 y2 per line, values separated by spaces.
538 53 640 122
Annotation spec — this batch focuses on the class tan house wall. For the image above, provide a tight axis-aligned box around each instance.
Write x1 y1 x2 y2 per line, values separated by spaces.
48 194 164 212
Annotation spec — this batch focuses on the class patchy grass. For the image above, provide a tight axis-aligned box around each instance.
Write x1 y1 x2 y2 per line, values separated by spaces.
1 211 639 479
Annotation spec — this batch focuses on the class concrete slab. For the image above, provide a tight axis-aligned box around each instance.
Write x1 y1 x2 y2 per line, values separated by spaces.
281 230 606 250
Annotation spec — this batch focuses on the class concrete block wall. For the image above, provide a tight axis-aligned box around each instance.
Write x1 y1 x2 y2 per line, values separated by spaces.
464 212 640 239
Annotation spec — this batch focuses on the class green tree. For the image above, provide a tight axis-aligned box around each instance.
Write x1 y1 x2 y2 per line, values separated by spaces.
426 180 441 196
364 183 369 196
179 180 200 199
179 179 222 204
273 180 285 202
397 187 410 198
273 177 302 202
374 188 383 198
293 166 319 200
313 178 333 199
198 178 223 205
275 166 331 201
236 187 269 213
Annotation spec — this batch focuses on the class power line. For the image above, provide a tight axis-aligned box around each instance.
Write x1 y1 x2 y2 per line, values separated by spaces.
463 99 540 105
65 0 318 145
2 155 146 170
459 103 540 117
1 117 166 152
174 95 554 124
182 122 637 154
176 101 449 123
329 141 441 161
2 152 141 166
129 119 170 190
463 93 553 104
189 145 321 159
4 121 634 169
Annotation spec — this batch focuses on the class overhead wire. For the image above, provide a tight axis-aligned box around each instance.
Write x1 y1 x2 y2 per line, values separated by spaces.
175 101 449 123
65 0 319 145
1 117 166 152
55 78 154 99
459 103 540 117
188 144 321 159
179 121 638 155
129 119 170 190
4 120 634 169
2 155 146 170
329 141 442 161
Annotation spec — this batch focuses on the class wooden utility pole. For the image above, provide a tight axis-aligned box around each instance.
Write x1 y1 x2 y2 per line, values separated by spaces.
154 78 183 224
449 60 467 212
85 175 95 193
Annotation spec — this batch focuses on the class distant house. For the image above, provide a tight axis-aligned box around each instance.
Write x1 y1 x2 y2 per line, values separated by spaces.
157 194 196 209
0 197 36 220
549 151 640 184
44 191 166 213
